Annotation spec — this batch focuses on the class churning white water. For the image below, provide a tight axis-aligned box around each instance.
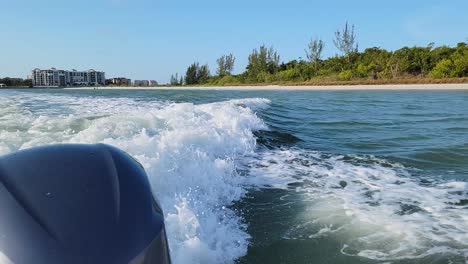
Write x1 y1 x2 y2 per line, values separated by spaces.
247 149 468 261
0 91 269 263
1 90 467 263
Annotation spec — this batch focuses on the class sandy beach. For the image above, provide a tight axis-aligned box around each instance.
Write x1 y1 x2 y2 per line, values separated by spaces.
68 83 468 91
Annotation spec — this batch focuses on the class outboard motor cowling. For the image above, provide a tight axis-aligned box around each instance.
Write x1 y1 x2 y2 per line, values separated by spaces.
0 144 171 264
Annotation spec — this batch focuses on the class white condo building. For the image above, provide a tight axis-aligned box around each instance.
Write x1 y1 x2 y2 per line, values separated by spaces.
32 68 105 87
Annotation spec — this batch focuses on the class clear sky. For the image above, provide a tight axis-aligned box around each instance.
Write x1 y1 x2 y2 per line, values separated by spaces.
1 0 467 83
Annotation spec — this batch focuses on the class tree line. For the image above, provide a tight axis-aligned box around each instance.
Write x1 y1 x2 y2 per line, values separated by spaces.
170 22 468 85
0 77 32 87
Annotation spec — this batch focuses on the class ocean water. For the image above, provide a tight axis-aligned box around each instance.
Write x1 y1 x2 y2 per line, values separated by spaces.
0 88 467 264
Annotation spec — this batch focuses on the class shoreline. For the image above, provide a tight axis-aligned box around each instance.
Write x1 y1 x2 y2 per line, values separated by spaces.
65 83 468 91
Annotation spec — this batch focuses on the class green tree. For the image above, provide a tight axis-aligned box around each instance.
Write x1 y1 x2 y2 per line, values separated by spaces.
0 77 32 87
388 47 411 78
216 56 226 77
405 44 434 76
333 22 358 63
451 42 468 77
197 64 211 84
185 63 199 85
172 37 466 85
430 59 454 78
185 62 211 85
280 59 312 81
246 45 280 82
23 79 33 88
216 54 235 77
170 73 183 86
357 47 391 79
430 45 454 65
225 54 235 75
306 38 325 74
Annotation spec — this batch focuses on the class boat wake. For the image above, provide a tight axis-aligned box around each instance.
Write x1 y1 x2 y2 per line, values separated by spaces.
1 91 467 263
0 92 269 264
246 148 468 262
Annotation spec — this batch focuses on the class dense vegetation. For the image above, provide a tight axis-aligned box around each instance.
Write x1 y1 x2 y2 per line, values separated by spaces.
172 23 468 86
0 78 32 87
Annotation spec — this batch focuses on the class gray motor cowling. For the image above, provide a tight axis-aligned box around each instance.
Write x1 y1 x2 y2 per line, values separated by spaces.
0 144 171 264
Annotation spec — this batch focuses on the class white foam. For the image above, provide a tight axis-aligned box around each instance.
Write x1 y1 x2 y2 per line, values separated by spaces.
247 148 468 261
0 91 269 264
3 90 467 262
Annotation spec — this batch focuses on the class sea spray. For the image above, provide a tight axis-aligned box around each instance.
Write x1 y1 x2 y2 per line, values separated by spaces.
3 90 468 263
0 91 270 263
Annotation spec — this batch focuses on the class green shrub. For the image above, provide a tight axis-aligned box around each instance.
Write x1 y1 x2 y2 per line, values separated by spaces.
277 69 297 81
338 70 354 81
430 59 454 78
452 51 468 77
356 63 369 78
216 75 241 86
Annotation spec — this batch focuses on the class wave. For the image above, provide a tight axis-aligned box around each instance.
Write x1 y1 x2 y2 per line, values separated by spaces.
245 148 468 261
253 130 301 148
2 91 468 263
0 92 270 264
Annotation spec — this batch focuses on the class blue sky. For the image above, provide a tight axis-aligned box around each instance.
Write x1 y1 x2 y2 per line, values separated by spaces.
1 0 467 83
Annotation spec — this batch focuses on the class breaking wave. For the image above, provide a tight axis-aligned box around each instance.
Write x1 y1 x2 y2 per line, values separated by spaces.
0 91 270 264
2 90 467 263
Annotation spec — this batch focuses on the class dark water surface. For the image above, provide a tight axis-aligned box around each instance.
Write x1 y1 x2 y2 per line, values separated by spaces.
1 88 467 263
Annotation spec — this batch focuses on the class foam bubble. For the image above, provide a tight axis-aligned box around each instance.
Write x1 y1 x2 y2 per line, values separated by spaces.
247 148 468 261
0 91 269 264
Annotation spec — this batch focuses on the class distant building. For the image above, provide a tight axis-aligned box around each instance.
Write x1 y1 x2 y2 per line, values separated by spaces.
0 83 5 88
31 68 105 87
134 80 149 86
134 80 158 86
107 77 132 86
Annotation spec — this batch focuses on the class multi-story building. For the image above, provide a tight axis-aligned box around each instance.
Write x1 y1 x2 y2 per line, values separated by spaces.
31 68 105 87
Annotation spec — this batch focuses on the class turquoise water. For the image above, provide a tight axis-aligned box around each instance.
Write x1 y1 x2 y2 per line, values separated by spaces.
1 88 467 263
